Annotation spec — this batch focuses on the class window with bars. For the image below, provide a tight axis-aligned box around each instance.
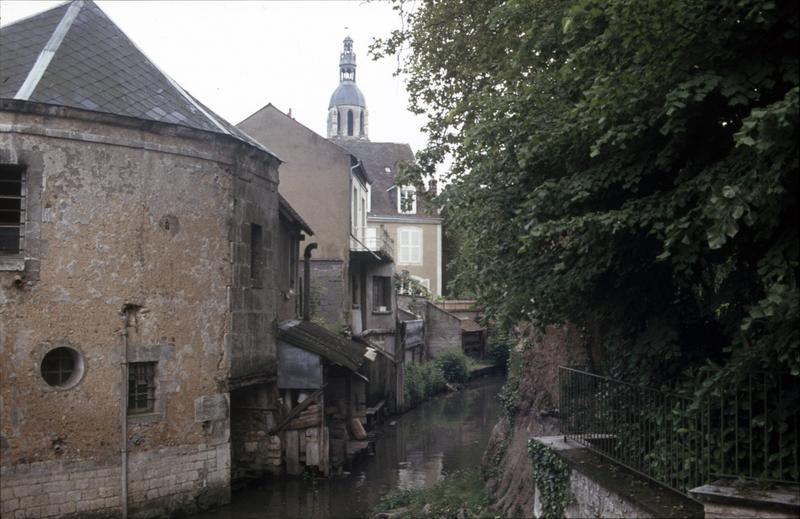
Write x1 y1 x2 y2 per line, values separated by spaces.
128 362 156 414
0 165 25 256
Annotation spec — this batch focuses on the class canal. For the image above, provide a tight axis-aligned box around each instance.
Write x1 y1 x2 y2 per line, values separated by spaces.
193 373 504 519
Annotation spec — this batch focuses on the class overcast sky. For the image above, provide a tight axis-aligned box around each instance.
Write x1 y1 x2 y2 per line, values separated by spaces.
0 0 428 152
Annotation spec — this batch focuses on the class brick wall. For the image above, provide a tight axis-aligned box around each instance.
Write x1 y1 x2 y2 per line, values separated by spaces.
0 443 229 518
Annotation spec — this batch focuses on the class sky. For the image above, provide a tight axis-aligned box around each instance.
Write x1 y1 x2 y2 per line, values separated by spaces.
0 0 428 152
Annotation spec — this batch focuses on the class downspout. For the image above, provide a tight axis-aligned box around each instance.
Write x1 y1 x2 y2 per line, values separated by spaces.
120 321 129 519
303 243 318 321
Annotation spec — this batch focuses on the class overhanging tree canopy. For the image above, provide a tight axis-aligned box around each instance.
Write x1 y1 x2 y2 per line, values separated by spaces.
373 0 799 382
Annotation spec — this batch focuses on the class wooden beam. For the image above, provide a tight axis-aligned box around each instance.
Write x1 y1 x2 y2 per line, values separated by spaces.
269 386 326 435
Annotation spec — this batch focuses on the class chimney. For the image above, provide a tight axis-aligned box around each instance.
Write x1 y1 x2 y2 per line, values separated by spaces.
302 243 318 321
428 178 438 196
288 108 293 119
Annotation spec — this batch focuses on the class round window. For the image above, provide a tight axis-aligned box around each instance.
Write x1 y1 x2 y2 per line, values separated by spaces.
40 347 84 389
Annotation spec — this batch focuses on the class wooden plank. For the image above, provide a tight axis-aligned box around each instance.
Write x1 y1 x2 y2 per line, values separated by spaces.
365 400 385 415
320 425 329 476
269 386 325 434
285 430 301 476
305 429 320 466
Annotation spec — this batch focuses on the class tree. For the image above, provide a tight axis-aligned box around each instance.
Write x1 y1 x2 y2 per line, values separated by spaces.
373 0 799 384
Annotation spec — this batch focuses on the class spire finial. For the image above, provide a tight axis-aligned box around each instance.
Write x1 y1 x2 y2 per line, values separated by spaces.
339 35 356 83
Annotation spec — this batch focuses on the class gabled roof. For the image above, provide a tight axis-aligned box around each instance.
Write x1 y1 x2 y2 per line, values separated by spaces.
333 140 418 216
277 320 367 373
0 0 274 157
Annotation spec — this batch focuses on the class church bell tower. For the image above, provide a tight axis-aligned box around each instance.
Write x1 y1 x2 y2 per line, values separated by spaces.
327 36 369 140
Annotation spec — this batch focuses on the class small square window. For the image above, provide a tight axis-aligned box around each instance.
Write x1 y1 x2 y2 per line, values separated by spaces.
128 362 156 414
373 276 392 312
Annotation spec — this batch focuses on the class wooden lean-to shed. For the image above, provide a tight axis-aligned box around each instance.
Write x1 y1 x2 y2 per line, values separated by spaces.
275 319 371 476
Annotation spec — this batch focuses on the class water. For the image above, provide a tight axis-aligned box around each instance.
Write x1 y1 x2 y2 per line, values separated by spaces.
194 374 504 519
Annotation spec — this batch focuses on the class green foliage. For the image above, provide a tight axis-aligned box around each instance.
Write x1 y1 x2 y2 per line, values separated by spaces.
404 362 447 407
486 330 512 370
498 374 520 424
394 269 431 299
374 469 494 518
373 0 800 388
528 440 572 519
434 348 469 383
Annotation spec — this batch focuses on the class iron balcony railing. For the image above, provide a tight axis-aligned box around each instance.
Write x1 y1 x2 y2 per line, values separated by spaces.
351 225 394 260
558 366 799 495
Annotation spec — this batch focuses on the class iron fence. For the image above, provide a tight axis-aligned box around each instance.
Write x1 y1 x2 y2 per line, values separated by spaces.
558 366 800 495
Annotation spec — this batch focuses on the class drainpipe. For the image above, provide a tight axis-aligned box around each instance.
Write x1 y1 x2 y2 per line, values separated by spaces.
120 322 129 519
303 243 318 321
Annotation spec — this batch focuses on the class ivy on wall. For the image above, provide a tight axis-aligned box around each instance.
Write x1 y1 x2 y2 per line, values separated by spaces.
528 439 572 519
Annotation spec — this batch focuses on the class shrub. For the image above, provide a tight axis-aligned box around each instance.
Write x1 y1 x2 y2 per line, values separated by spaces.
422 362 447 395
434 348 469 383
404 362 447 407
487 331 512 370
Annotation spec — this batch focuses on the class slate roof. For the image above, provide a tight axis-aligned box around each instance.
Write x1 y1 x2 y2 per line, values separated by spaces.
0 0 273 156
333 140 422 217
277 320 367 373
329 81 366 109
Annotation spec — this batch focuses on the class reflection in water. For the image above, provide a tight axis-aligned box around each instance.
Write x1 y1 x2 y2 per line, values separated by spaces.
192 374 504 519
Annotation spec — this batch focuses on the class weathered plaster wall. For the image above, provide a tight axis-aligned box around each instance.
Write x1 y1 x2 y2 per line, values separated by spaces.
0 106 279 517
237 105 351 263
237 105 353 326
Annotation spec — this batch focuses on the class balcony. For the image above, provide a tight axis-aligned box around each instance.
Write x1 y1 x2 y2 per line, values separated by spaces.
350 225 393 262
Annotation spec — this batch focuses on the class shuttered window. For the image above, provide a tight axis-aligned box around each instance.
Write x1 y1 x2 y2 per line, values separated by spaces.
398 227 422 265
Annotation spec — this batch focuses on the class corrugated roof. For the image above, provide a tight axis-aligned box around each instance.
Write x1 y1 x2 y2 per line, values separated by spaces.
0 0 275 157
277 320 366 372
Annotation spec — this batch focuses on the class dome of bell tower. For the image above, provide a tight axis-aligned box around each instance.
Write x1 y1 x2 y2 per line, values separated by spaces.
327 36 369 140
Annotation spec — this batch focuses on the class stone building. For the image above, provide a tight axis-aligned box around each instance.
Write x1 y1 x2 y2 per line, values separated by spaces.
0 1 310 517
237 105 402 416
324 38 444 297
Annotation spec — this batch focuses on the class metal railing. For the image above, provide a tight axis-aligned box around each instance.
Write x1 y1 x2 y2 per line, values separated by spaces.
351 225 394 259
559 366 800 495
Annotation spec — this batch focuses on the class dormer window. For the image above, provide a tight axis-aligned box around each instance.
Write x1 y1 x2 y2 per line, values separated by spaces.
398 185 416 214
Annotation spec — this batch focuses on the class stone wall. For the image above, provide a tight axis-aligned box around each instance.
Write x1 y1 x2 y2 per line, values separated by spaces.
0 443 229 519
425 302 462 358
530 437 702 519
227 146 280 386
307 259 346 327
